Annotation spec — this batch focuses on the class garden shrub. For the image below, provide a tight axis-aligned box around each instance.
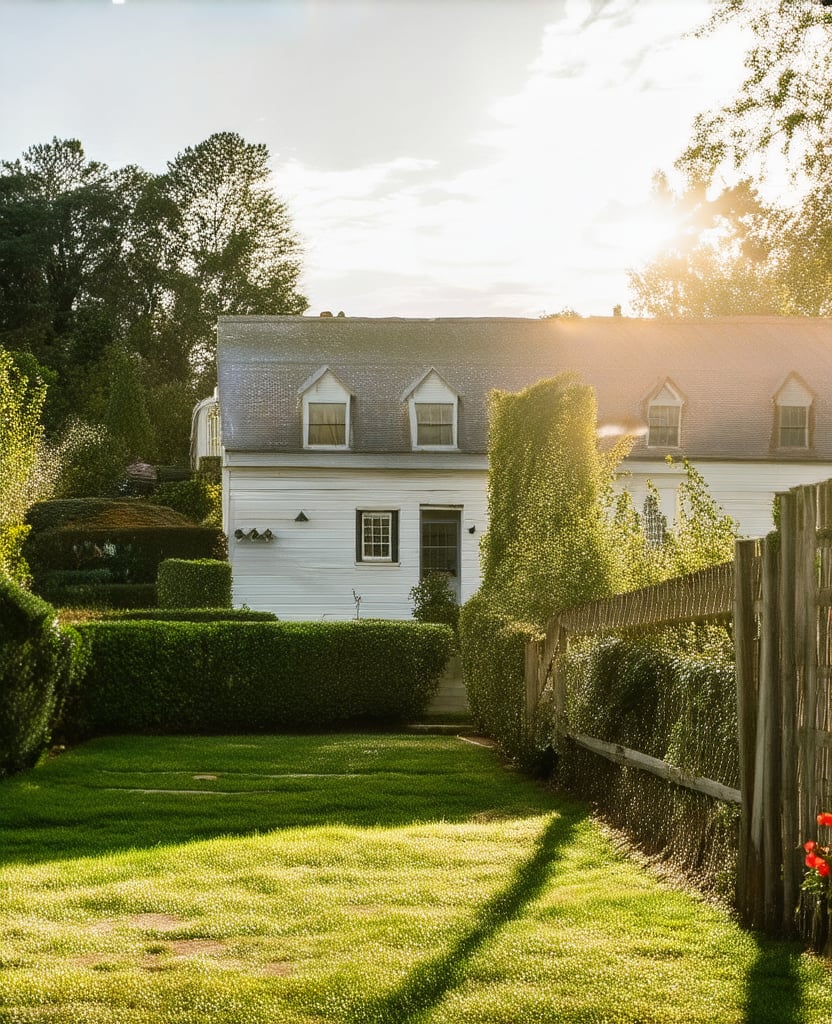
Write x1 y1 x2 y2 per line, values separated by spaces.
93 608 277 622
150 478 221 525
459 593 542 758
157 558 232 609
0 575 86 777
410 572 460 635
42 583 157 610
62 619 453 737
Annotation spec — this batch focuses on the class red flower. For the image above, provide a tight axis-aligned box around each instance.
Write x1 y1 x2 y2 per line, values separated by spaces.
817 812 832 827
805 840 817 852
819 861 831 878
806 852 824 869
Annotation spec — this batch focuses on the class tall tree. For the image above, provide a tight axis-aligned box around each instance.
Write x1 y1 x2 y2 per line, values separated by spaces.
162 132 307 380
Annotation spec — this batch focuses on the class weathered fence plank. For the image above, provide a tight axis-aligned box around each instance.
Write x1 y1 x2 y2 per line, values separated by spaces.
568 732 742 804
779 489 799 935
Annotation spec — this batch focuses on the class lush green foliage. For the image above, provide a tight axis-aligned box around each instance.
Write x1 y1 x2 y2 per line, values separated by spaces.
0 576 85 776
1 734 828 1024
558 627 739 897
0 133 307 468
151 476 222 524
61 620 453 737
90 607 278 623
459 593 542 757
409 571 460 634
0 348 47 583
462 374 622 760
156 558 232 608
480 374 618 624
23 500 226 604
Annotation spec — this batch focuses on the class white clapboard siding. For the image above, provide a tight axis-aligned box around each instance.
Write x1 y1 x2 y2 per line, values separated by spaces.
227 466 487 620
620 460 832 540
226 457 832 619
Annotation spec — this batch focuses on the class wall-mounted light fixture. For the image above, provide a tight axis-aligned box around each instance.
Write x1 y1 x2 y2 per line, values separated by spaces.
468 525 476 534
234 528 275 543
295 511 309 522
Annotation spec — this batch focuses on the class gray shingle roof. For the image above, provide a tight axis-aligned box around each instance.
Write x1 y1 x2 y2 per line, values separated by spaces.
216 315 832 460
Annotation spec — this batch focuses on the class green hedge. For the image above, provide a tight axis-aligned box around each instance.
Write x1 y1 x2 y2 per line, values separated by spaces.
94 608 278 623
557 629 739 897
62 620 453 737
41 583 157 610
157 559 232 608
458 592 542 761
0 576 86 777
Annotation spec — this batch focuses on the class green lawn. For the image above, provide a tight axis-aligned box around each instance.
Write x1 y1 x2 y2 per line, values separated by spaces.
1 733 830 1023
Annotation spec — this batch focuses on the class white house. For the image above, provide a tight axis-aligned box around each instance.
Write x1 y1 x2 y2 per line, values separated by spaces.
212 315 832 621
190 387 222 469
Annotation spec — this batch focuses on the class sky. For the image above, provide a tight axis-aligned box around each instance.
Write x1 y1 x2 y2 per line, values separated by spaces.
0 0 750 318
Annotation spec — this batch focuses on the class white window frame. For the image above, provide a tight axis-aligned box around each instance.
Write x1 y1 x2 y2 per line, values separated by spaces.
646 383 683 448
300 368 352 450
777 404 809 449
413 401 457 448
404 369 459 451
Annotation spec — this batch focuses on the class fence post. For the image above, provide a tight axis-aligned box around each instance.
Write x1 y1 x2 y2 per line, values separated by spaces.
779 490 800 935
755 534 782 930
735 537 761 926
524 638 543 739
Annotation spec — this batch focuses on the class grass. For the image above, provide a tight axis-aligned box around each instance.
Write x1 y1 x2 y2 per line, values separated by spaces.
1 733 831 1023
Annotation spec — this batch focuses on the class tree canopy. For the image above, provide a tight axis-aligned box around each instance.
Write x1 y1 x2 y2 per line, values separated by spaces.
0 133 307 466
629 2 832 318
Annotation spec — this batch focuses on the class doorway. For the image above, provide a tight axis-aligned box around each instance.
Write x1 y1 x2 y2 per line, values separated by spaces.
419 508 461 602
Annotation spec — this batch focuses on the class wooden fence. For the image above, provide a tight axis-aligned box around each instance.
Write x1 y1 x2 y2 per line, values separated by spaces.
524 478 832 940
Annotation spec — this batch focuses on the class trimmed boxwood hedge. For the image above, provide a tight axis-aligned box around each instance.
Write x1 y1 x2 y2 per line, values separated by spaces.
63 619 453 737
93 608 278 622
157 558 232 608
0 576 86 777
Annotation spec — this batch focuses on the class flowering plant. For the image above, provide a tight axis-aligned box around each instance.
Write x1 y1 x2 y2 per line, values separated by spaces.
802 812 832 896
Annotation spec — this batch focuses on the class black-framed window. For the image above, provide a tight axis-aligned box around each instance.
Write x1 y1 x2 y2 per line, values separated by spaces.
356 510 399 562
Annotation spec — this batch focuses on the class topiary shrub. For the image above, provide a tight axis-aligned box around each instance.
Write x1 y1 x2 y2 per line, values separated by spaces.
0 576 86 777
157 558 232 608
410 572 460 636
61 619 453 737
150 478 221 524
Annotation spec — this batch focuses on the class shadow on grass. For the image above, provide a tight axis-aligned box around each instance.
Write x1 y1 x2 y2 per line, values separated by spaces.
342 811 577 1024
743 934 805 1024
0 734 581 868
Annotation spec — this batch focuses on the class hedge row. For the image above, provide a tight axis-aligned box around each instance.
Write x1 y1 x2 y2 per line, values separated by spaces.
458 592 542 761
0 577 86 777
93 608 278 623
63 619 453 737
40 583 157 609
157 558 231 608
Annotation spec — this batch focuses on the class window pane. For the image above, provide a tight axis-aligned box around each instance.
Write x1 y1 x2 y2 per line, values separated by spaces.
779 405 807 448
647 405 679 446
416 403 454 446
362 512 392 560
308 402 346 445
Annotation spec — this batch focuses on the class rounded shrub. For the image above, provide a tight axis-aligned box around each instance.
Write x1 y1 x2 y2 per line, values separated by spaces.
0 576 85 776
156 558 232 609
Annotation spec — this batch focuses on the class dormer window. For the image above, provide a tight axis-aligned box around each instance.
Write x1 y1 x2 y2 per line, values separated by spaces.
299 367 352 449
774 374 812 449
403 369 459 450
646 381 683 448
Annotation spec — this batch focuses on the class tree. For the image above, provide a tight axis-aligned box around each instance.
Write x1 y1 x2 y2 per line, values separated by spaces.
0 349 47 582
162 132 307 381
679 1 832 185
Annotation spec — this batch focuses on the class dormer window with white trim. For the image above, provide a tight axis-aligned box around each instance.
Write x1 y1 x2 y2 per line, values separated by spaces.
774 374 812 449
403 368 459 450
646 381 683 448
299 367 352 449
